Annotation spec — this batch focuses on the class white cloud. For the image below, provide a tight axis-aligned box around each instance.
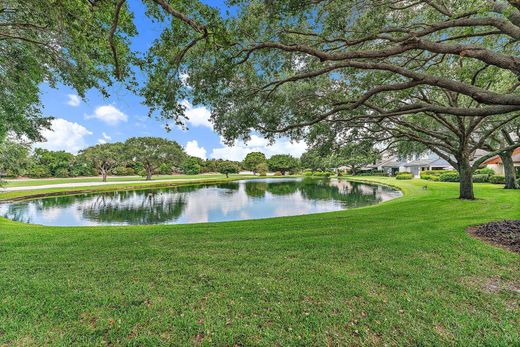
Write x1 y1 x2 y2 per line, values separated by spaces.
210 135 307 161
185 140 207 159
86 105 128 126
67 94 81 107
35 118 92 153
181 100 212 128
97 132 112 144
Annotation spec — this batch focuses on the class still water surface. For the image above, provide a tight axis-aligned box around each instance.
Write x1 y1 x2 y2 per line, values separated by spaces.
0 178 401 226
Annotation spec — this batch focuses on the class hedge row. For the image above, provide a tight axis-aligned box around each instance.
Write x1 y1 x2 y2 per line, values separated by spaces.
303 171 335 177
396 172 413 180
422 169 511 184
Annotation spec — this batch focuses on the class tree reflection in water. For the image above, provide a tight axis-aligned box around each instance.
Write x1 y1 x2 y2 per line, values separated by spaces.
80 190 188 224
1 178 401 226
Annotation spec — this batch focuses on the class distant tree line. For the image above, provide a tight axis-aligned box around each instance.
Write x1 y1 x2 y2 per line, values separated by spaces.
0 138 305 181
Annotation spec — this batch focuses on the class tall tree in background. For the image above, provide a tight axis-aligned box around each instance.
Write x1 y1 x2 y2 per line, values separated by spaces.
31 148 75 178
136 0 520 199
125 137 186 180
80 143 124 182
300 149 325 172
242 152 267 175
268 155 299 175
337 143 379 176
217 160 240 178
0 0 136 142
0 140 31 183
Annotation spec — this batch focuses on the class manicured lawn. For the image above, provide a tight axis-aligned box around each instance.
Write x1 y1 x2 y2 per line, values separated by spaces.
2 174 250 187
0 178 519 345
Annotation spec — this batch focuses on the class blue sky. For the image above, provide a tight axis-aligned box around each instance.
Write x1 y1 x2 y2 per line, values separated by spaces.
35 0 306 161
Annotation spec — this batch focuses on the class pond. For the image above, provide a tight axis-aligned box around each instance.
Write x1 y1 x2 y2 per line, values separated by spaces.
0 178 401 226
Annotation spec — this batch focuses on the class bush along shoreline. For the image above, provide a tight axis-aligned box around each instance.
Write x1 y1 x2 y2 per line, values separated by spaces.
420 169 517 185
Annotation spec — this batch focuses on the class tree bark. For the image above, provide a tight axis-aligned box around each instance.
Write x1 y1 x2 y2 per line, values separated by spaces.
101 168 107 182
457 157 475 200
146 167 153 180
226 172 229 178
499 149 519 189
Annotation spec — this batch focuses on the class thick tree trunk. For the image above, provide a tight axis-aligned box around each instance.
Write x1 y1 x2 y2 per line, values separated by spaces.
146 167 153 181
457 157 475 200
226 172 229 178
101 168 107 182
499 150 519 189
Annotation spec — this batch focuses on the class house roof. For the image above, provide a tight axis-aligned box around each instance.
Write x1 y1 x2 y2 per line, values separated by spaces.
375 158 402 168
403 159 434 167
482 147 520 165
429 157 452 167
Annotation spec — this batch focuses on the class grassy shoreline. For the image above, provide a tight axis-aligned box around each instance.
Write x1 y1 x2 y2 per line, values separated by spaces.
1 178 519 345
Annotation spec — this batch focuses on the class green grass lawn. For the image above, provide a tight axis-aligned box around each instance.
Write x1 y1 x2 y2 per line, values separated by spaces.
2 174 251 187
0 178 519 345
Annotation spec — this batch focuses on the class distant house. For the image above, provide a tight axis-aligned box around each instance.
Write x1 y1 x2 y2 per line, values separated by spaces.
371 151 453 177
403 156 453 177
482 148 520 175
369 157 404 176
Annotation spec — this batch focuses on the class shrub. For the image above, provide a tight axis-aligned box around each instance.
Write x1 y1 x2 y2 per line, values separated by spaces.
421 170 457 180
396 172 413 180
303 171 313 176
28 165 51 178
472 174 490 183
314 171 334 177
439 172 460 182
474 168 495 175
357 170 388 177
489 175 506 184
54 168 70 178
274 171 283 176
256 162 268 176
159 163 173 175
420 173 431 180
113 166 136 176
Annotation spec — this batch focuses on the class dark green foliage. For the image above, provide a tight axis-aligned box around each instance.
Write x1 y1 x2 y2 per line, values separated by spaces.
0 140 31 179
255 162 268 176
31 148 75 178
180 157 202 175
472 174 491 183
243 152 267 174
112 166 136 176
300 150 325 171
217 160 240 178
27 165 51 178
489 175 506 184
439 172 460 182
356 171 388 177
396 173 413 180
124 137 186 180
268 155 298 175
159 163 173 175
422 170 457 181
474 168 496 176
80 143 124 181
1 0 136 142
